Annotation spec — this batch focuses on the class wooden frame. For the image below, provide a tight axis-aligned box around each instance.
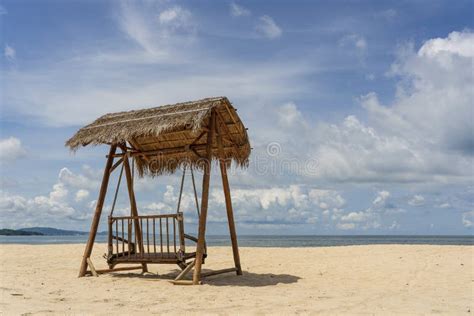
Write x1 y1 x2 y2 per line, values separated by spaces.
77 109 242 285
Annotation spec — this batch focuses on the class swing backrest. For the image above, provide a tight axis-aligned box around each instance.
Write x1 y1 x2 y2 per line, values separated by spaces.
107 212 186 261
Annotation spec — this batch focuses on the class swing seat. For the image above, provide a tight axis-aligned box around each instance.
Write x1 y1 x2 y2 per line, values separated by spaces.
106 212 206 268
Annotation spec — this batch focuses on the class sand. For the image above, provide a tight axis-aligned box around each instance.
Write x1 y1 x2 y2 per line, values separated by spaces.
0 244 472 315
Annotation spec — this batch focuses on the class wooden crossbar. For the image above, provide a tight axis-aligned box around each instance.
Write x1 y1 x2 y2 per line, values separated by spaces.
174 260 195 281
201 268 237 278
169 280 200 285
95 266 143 274
86 258 98 277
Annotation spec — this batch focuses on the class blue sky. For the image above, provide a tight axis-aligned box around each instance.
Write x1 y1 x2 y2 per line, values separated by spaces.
0 0 473 234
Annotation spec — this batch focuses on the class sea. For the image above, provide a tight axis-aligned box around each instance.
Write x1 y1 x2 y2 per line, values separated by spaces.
0 235 472 247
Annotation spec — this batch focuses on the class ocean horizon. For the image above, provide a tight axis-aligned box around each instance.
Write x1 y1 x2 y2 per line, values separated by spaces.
1 234 472 246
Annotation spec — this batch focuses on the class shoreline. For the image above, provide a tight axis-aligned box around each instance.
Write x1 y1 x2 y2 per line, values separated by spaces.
0 234 472 246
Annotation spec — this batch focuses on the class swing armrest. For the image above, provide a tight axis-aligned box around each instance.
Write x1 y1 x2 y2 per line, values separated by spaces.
184 233 198 243
183 234 207 257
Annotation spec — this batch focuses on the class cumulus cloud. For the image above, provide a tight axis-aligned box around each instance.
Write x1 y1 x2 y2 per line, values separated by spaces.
75 189 90 202
462 211 474 228
0 166 102 228
230 2 250 17
0 137 26 163
256 15 282 39
418 31 474 58
277 31 474 185
377 31 474 155
208 185 344 228
334 190 403 230
58 167 100 191
277 102 305 127
373 190 390 207
408 194 425 206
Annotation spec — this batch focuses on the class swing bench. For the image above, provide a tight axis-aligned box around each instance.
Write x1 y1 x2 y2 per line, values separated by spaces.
106 165 206 270
66 97 251 284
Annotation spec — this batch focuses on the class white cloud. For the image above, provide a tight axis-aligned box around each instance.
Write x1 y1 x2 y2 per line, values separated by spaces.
280 31 474 185
337 223 355 230
437 202 451 209
340 34 367 53
75 189 90 202
341 211 371 222
462 211 474 228
256 15 282 39
230 2 250 17
389 221 400 230
4 44 15 60
2 0 315 127
308 189 345 210
0 166 104 228
158 5 193 31
117 1 194 56
408 194 425 206
379 31 474 155
373 190 390 207
277 102 305 127
418 31 474 59
0 137 26 163
58 167 100 191
333 190 403 230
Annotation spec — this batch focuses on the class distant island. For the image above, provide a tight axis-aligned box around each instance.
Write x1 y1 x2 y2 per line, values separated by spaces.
0 227 98 236
0 229 44 236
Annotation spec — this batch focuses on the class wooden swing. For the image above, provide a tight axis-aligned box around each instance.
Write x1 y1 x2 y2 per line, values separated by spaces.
66 97 251 285
106 164 206 270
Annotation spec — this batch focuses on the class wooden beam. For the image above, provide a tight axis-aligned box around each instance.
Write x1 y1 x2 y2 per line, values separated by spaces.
174 260 195 281
216 122 242 276
95 266 143 274
109 157 124 174
122 150 148 273
193 110 216 285
169 280 200 285
78 145 117 277
201 267 237 278
222 103 243 134
216 111 239 146
86 258 98 277
107 143 241 159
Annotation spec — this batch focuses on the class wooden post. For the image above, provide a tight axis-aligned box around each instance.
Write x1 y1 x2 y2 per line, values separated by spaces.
216 118 242 275
122 151 148 273
78 145 117 277
193 109 216 284
107 216 113 269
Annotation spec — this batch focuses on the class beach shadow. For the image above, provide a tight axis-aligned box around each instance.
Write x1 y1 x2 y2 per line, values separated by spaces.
108 269 300 287
203 271 301 287
109 271 177 280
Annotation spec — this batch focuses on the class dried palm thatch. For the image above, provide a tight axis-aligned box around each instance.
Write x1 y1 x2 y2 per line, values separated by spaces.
66 97 251 176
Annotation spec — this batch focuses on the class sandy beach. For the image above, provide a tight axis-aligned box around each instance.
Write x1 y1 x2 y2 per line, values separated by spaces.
0 244 472 315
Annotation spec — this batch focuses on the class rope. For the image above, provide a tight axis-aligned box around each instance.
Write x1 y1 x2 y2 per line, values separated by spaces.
190 166 206 249
131 156 135 184
109 163 124 217
176 166 186 214
190 166 200 217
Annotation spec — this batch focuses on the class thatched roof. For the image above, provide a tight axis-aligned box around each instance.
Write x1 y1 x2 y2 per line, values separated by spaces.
66 97 251 176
